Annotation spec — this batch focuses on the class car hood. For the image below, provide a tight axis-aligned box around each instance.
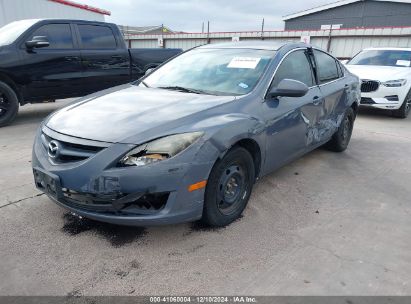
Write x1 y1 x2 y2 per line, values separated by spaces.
346 65 411 81
46 84 236 143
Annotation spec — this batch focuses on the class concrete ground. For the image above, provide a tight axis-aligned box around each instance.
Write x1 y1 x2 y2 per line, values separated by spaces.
0 101 410 296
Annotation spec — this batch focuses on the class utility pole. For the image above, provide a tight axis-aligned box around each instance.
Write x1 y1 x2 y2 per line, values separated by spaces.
161 23 165 48
207 21 210 44
261 18 265 40
202 22 204 33
327 26 332 52
323 24 342 52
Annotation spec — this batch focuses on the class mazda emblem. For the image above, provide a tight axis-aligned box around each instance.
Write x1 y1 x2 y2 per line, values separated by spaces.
48 140 60 158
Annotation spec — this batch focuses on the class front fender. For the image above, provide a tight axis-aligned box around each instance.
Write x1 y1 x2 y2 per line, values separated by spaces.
191 113 266 175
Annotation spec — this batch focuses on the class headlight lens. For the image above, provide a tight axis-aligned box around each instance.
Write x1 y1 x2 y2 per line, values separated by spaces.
382 79 407 87
119 132 203 167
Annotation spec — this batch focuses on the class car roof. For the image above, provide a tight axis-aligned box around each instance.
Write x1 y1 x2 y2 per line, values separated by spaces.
29 18 116 26
198 41 309 51
363 47 411 51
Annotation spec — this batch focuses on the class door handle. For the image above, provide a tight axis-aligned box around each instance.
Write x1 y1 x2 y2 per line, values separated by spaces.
65 56 80 62
111 55 123 59
313 96 322 105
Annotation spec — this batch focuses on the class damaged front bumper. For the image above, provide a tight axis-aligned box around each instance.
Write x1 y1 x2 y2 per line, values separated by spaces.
32 128 217 226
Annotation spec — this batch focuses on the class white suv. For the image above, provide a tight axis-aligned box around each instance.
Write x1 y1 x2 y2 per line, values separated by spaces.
345 47 411 118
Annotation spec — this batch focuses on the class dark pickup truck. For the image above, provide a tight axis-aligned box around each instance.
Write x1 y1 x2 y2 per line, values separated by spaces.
0 19 182 126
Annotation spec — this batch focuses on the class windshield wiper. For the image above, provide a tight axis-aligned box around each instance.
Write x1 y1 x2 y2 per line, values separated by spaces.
158 86 210 95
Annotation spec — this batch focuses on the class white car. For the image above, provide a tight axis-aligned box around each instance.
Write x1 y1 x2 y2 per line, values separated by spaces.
345 47 411 118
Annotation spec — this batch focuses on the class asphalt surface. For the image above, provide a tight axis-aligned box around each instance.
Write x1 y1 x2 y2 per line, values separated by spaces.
0 101 410 296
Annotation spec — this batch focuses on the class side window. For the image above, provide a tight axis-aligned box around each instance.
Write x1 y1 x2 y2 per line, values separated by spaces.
337 61 345 78
272 50 315 88
314 50 340 84
78 25 117 49
30 24 73 49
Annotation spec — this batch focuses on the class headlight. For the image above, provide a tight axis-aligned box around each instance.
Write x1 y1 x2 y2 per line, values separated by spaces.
119 132 203 167
382 79 407 87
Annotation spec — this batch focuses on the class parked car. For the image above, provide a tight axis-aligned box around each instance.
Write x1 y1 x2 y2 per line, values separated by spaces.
345 47 411 118
0 19 182 126
32 41 360 227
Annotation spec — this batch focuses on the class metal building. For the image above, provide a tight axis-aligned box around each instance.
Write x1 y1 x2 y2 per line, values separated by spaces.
126 27 411 58
0 0 110 27
283 0 411 30
119 25 175 36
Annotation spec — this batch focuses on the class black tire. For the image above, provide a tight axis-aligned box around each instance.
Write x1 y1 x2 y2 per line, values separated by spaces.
326 107 355 152
201 147 255 227
392 90 411 119
0 81 19 127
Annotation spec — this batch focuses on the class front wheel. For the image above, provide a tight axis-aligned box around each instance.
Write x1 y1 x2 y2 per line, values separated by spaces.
201 147 255 227
325 107 355 152
392 90 411 119
0 81 19 127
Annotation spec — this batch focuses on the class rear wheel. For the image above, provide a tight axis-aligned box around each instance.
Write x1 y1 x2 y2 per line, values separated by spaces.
0 81 19 127
325 107 355 152
393 89 411 119
201 147 255 227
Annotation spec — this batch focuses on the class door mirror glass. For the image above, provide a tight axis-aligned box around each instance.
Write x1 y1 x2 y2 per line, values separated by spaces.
26 36 50 49
268 79 309 98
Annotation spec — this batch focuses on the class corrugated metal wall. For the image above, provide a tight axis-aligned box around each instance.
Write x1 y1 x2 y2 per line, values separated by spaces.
126 27 411 58
0 0 105 27
285 0 411 30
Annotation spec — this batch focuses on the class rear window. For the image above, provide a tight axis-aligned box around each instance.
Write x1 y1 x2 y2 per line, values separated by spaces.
314 50 340 84
78 25 117 49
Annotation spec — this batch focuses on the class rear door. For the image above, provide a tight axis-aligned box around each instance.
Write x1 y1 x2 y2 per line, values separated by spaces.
75 23 130 94
18 22 82 101
262 48 324 172
313 50 348 141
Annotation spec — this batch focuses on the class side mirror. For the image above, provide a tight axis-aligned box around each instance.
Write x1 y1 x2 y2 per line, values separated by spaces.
267 79 309 99
145 68 155 76
26 36 50 49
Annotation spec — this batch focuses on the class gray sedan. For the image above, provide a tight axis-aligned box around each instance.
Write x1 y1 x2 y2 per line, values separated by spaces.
32 41 360 227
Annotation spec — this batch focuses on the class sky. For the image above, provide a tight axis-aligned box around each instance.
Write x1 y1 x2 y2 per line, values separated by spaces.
79 0 335 32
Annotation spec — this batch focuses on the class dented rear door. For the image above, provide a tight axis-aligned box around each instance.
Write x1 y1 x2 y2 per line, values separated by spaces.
312 50 348 144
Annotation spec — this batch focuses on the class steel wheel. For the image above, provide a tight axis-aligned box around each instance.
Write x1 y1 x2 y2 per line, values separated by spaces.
217 164 247 216
202 147 255 227
340 115 353 147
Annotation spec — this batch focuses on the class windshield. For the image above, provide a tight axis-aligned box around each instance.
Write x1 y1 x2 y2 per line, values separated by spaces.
348 50 411 67
142 48 276 96
0 19 40 45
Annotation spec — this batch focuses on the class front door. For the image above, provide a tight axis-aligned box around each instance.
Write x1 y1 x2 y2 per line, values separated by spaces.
18 23 83 101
